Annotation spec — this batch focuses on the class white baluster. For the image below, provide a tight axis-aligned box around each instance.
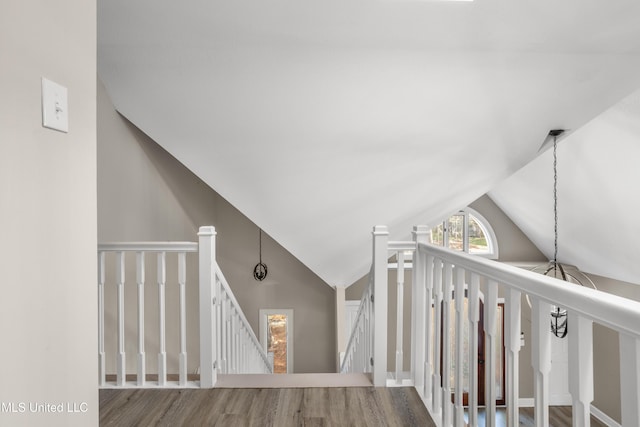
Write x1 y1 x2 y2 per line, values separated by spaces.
360 321 366 373
136 251 146 386
531 297 552 427
442 262 453 426
236 310 241 373
372 225 389 386
396 250 405 385
116 251 126 387
366 290 372 373
350 329 357 373
356 325 360 373
239 313 244 372
238 325 243 373
484 279 498 427
225 297 231 374
236 308 241 372
424 253 434 402
215 277 222 373
568 312 593 427
198 226 217 388
358 309 363 372
232 309 239 373
220 292 228 374
619 333 640 427
243 329 248 372
453 266 465 427
98 251 106 387
468 273 480 427
432 258 443 417
412 225 430 397
178 252 187 386
157 252 167 386
505 288 521 427
240 326 246 372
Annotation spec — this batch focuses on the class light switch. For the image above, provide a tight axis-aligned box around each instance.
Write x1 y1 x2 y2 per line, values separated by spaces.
41 77 68 133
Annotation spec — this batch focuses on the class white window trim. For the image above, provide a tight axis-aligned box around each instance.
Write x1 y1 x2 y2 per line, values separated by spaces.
259 309 294 373
435 207 499 259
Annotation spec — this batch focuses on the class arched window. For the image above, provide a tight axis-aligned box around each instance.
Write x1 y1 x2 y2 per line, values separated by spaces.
430 208 498 259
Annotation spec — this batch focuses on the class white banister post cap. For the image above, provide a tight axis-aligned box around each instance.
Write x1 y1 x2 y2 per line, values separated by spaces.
198 226 217 236
413 225 430 234
373 225 389 235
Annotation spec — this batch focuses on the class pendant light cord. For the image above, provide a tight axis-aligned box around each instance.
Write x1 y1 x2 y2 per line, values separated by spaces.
259 229 263 264
553 134 558 274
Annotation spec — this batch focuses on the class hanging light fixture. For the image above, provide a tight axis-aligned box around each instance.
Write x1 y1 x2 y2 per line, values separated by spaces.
531 129 596 338
253 228 268 281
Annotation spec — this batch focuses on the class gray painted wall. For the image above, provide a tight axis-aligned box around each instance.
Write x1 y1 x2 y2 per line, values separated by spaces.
97 80 336 374
0 1 98 426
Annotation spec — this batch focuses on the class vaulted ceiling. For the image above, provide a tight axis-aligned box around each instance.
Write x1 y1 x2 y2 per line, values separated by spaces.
490 89 640 286
98 0 640 286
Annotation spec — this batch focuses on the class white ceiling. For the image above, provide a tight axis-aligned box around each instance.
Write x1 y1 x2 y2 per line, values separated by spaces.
98 0 640 286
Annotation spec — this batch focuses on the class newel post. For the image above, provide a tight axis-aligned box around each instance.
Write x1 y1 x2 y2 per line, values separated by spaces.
372 225 389 386
199 226 217 388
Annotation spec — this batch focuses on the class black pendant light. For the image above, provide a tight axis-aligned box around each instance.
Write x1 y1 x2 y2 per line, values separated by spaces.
531 129 596 338
253 229 268 281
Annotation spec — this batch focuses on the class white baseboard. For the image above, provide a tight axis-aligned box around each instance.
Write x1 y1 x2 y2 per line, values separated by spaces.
518 394 571 407
550 394 572 406
517 399 621 427
518 398 534 407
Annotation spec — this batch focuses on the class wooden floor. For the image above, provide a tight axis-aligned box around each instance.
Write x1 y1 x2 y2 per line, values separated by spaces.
100 386 611 426
518 407 607 427
100 387 436 426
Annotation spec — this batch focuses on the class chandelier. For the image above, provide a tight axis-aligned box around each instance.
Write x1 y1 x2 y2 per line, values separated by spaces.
253 228 268 281
531 129 596 338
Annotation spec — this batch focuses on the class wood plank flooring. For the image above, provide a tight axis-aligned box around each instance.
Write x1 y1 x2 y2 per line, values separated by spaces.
100 387 436 426
101 387 611 426
518 407 607 427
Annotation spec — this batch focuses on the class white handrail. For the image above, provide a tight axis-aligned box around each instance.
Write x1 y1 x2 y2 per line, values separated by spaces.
417 242 640 339
98 242 198 252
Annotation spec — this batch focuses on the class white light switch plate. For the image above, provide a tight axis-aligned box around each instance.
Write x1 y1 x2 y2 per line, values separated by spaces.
41 77 68 132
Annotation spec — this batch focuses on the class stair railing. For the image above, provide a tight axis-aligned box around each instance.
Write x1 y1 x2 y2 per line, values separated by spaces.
340 265 373 375
344 224 640 427
98 226 272 389
414 239 640 427
340 225 389 385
